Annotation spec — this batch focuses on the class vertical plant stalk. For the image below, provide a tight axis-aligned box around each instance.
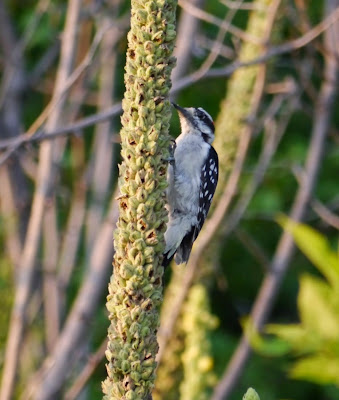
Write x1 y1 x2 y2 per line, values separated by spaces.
154 266 186 400
103 0 177 399
171 0 205 84
85 15 119 250
179 284 218 400
213 0 279 197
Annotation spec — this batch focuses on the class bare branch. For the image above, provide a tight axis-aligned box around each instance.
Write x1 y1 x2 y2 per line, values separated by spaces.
311 199 339 229
64 339 107 400
178 0 263 44
29 40 61 87
190 0 245 81
17 0 51 54
0 168 22 268
0 0 30 261
195 34 235 59
42 200 61 352
171 0 205 84
57 138 87 296
0 103 122 151
173 5 339 91
85 17 120 249
235 229 270 272
221 91 297 237
220 0 266 10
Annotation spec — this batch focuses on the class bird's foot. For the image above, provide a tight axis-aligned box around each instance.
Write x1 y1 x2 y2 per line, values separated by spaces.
163 140 176 165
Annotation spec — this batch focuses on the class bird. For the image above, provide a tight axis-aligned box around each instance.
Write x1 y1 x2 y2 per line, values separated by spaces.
162 103 218 267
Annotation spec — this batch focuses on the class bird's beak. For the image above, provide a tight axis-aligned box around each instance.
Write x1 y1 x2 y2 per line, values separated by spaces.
171 102 184 112
171 103 193 123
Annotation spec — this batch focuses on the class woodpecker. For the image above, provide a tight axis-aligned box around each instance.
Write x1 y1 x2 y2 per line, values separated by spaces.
163 104 219 267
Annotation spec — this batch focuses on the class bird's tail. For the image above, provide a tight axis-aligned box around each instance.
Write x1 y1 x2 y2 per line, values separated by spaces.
162 251 174 268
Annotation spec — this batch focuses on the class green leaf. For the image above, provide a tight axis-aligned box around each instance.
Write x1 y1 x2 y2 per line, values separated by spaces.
243 387 260 400
289 355 339 385
243 318 291 356
298 274 339 339
265 324 320 354
277 217 339 287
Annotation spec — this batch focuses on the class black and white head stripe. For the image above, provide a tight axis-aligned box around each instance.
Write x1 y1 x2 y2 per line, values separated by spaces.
195 107 215 133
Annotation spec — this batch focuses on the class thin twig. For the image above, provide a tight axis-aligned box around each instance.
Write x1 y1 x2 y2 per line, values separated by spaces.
311 199 339 229
171 0 205 84
235 229 270 272
191 0 245 81
28 28 104 134
195 34 235 60
85 16 119 250
17 0 51 53
57 138 87 298
64 339 108 400
42 200 60 353
174 5 339 91
220 0 266 10
222 92 297 237
178 0 263 44
0 0 30 270
0 103 122 163
29 40 61 87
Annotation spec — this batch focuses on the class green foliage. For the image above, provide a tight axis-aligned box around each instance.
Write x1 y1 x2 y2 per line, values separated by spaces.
278 217 339 288
242 387 260 400
258 220 339 387
0 259 13 350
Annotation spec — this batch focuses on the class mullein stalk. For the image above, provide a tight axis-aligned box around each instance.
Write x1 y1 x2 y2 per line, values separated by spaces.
180 284 218 400
103 0 177 398
154 266 186 400
214 0 277 196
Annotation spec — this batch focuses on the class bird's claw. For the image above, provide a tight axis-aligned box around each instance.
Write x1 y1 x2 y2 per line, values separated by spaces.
163 140 176 165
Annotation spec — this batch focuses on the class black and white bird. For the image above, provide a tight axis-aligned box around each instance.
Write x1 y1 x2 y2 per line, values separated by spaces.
163 104 219 267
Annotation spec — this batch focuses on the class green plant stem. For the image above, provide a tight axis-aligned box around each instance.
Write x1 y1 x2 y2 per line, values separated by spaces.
103 0 177 399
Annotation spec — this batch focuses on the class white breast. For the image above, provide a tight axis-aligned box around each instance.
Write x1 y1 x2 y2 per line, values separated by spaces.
167 133 210 215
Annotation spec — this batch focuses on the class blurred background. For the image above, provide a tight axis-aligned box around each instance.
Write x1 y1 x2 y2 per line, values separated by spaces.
1 0 339 399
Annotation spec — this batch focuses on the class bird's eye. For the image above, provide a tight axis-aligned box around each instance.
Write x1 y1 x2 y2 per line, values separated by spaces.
197 110 205 120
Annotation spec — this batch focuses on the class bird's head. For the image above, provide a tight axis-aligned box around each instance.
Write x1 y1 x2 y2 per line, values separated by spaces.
172 103 215 144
